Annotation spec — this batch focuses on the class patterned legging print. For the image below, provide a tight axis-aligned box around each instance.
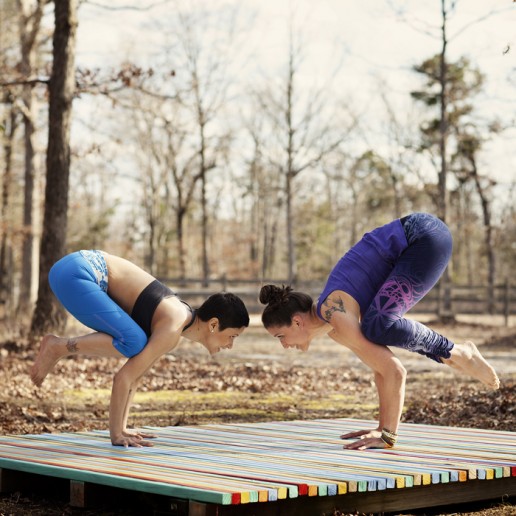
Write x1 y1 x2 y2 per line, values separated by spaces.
360 213 454 362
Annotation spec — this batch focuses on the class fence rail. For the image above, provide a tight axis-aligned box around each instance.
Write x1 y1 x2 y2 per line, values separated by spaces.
161 277 516 323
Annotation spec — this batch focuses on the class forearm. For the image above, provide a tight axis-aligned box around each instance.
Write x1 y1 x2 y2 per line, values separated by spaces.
109 373 133 442
122 388 137 431
120 366 152 431
374 368 405 433
323 306 407 449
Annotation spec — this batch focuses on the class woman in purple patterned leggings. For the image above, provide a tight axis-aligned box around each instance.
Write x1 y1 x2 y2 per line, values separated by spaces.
259 213 499 451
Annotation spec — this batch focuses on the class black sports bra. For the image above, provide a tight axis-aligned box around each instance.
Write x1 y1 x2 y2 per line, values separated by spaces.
131 279 195 337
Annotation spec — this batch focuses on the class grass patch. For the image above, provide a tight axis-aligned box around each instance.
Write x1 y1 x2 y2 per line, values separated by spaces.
60 388 380 425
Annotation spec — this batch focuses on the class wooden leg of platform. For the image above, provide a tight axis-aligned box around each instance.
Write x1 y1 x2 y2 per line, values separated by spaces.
188 501 215 516
69 480 87 507
188 500 243 516
70 480 116 508
167 498 189 515
187 500 279 516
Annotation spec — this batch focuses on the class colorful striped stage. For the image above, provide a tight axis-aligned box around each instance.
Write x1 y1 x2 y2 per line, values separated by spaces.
0 418 515 515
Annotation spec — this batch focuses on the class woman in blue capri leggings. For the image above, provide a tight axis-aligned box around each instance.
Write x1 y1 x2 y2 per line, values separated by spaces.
31 250 249 447
259 213 499 451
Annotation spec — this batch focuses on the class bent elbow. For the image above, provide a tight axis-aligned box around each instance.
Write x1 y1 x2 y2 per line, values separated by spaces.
393 363 407 384
113 370 134 391
376 362 406 386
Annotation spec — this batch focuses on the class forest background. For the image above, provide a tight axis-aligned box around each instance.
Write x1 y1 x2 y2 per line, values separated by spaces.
1 0 516 334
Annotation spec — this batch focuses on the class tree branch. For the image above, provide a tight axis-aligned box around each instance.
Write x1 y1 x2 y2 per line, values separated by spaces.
0 77 49 87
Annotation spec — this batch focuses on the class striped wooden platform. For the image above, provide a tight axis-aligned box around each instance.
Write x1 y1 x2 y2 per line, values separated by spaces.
0 418 515 515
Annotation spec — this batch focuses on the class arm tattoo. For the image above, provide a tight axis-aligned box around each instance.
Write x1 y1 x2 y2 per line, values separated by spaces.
323 296 346 322
66 338 78 354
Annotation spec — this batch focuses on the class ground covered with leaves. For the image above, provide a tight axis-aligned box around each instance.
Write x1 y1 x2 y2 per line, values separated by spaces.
0 317 514 515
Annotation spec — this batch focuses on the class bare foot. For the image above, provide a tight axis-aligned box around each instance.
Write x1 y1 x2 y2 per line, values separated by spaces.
444 341 500 390
30 334 65 387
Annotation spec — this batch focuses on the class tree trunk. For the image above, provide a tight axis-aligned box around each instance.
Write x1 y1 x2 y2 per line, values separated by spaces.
438 0 448 224
438 0 453 321
200 166 209 287
472 163 495 313
31 0 77 337
177 207 186 285
199 121 210 288
264 205 279 279
286 169 296 285
285 47 296 286
19 84 38 314
17 0 45 315
0 95 18 318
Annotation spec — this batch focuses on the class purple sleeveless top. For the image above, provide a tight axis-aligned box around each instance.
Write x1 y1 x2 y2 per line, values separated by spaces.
316 219 408 318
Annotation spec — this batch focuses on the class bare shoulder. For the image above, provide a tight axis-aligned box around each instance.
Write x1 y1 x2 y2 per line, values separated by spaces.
153 296 190 333
319 291 364 350
319 290 360 322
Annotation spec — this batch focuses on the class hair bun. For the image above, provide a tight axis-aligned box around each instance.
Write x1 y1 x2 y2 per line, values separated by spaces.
259 284 292 305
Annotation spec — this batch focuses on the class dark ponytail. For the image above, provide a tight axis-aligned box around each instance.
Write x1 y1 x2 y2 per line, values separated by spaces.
259 284 313 328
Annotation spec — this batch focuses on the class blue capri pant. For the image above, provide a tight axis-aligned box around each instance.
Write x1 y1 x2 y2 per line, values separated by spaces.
48 251 147 358
360 213 454 362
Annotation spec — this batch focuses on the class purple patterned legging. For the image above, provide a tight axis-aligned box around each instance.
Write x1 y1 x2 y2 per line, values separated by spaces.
360 213 454 362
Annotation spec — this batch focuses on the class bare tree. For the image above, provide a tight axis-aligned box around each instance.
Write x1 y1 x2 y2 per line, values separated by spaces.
410 2 472 320
394 0 512 219
17 0 47 314
378 89 427 219
31 0 77 336
395 0 514 318
0 92 19 318
172 7 238 286
0 1 20 318
454 129 498 312
436 0 451 224
254 27 348 284
132 99 203 280
244 118 284 280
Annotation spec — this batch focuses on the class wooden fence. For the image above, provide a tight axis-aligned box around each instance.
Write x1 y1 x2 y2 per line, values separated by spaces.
162 277 516 324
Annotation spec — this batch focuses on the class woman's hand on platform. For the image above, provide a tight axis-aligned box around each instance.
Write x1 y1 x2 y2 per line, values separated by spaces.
123 429 158 440
340 428 381 441
110 430 157 447
112 436 153 447
342 435 391 450
340 428 390 450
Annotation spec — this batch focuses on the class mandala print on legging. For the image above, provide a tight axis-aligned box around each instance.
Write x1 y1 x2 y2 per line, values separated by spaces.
362 274 426 340
402 212 444 245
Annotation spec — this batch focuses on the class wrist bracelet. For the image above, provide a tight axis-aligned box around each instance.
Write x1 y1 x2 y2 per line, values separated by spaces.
381 428 397 447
